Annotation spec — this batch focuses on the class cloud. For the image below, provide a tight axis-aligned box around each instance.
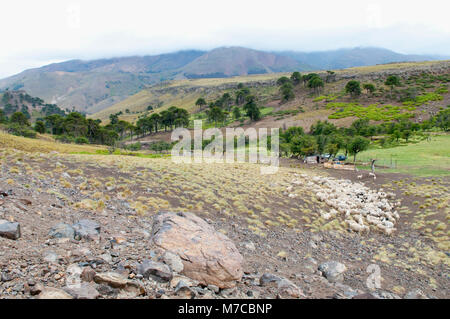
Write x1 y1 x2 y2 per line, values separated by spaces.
0 0 449 78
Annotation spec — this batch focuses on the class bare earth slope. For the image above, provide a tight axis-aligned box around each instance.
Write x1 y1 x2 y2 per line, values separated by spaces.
0 135 448 299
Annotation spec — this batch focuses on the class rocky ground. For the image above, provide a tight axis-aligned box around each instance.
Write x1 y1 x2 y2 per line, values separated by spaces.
0 149 448 299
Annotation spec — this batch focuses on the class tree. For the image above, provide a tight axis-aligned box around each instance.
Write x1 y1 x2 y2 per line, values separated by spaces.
402 129 412 142
290 72 302 85
34 121 46 134
195 98 207 110
349 136 370 163
385 75 401 91
0 109 7 123
10 112 30 126
276 76 291 86
206 106 225 126
307 76 324 95
280 82 295 102
345 80 362 98
434 108 449 131
291 135 317 157
243 95 261 121
326 70 336 83
232 107 241 120
363 83 376 95
392 130 401 142
109 113 119 125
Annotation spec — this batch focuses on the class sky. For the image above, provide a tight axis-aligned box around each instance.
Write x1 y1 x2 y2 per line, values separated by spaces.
1 0 449 78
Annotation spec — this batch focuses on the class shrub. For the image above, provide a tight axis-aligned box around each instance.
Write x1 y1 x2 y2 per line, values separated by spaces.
75 136 89 144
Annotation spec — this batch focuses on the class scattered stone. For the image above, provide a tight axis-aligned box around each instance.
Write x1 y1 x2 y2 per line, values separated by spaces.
318 261 347 283
151 211 243 288
48 223 75 239
175 281 195 299
81 266 96 282
277 278 304 299
38 287 73 299
161 251 184 273
404 289 428 299
243 241 256 251
207 284 220 294
94 272 128 288
0 220 21 240
1 272 13 282
43 251 59 263
138 259 173 282
117 281 145 299
64 283 100 299
352 293 378 299
259 273 283 287
30 283 44 296
72 219 101 241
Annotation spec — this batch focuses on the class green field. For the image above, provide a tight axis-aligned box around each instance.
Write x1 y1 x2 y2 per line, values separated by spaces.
356 134 450 176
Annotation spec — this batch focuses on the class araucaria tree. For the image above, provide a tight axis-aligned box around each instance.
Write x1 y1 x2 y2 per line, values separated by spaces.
345 80 362 98
243 95 261 121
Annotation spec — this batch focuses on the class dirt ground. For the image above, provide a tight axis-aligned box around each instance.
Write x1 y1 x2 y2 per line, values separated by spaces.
0 149 448 299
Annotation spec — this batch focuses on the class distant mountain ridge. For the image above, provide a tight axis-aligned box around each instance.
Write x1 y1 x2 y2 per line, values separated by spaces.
0 46 441 114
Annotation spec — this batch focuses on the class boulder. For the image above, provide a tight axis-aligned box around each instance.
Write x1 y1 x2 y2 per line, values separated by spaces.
0 220 21 240
151 212 243 288
48 223 75 239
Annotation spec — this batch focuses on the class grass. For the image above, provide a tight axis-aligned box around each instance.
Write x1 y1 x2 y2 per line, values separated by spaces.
0 131 105 154
356 134 450 176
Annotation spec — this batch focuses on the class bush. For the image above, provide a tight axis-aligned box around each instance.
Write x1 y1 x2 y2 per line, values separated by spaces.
126 142 142 151
75 136 89 144
55 135 75 143
6 123 37 138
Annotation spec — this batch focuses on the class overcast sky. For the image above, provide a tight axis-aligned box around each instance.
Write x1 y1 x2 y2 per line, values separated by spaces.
1 0 449 78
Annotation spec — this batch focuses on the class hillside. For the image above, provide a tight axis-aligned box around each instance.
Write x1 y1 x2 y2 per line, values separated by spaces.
0 90 66 122
92 60 450 126
0 47 439 116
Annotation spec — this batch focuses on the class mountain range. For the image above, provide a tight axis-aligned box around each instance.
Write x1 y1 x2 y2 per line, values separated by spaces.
0 46 444 114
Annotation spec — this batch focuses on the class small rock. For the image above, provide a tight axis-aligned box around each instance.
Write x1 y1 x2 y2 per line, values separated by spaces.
404 289 428 299
64 283 100 299
72 219 101 241
161 251 184 273
38 287 73 299
43 251 59 263
81 267 96 282
207 284 219 293
117 281 145 299
318 261 347 283
243 241 256 251
30 283 44 296
259 273 283 287
0 220 21 240
48 223 75 239
277 279 304 299
94 272 128 288
137 260 173 282
175 281 195 299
